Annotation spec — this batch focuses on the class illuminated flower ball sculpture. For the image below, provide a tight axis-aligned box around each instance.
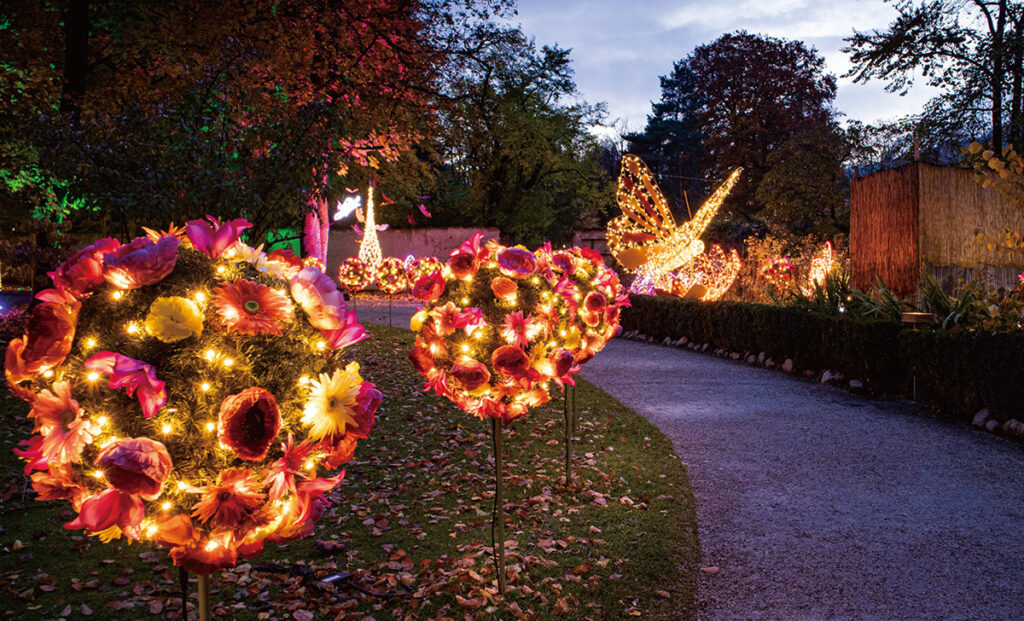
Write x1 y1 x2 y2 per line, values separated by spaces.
408 234 628 424
337 256 372 293
4 218 381 575
404 256 442 286
375 256 408 295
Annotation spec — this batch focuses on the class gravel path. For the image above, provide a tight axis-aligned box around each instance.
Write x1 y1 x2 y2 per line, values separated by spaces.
580 338 1024 621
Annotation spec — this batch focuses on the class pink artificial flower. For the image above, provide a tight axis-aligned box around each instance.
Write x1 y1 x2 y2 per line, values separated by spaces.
13 435 47 474
550 348 576 378
501 311 542 349
84 352 167 418
350 382 381 439
29 381 100 464
213 279 294 336
103 235 180 289
497 247 537 279
170 535 238 576
584 291 607 314
96 437 173 500
217 388 281 461
409 342 436 376
431 302 461 336
412 271 446 302
185 216 252 258
48 237 121 299
30 464 85 509
290 267 368 349
453 307 486 337
552 251 576 274
450 356 491 393
264 433 316 502
65 489 145 538
293 472 344 525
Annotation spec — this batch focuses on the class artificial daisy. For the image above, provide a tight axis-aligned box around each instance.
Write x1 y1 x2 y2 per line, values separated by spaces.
213 278 294 336
301 362 376 441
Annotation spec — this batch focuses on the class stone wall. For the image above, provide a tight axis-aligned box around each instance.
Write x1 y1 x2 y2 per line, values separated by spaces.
326 227 500 275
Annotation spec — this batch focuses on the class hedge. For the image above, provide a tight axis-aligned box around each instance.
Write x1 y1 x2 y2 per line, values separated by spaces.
620 295 1024 424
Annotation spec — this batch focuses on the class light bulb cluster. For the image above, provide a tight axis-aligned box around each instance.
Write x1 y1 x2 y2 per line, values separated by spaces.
337 257 373 292
375 257 408 294
408 235 627 424
357 186 383 275
6 217 381 576
802 241 835 294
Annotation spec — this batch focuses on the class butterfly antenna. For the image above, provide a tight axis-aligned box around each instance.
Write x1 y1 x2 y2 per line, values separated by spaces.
684 191 693 220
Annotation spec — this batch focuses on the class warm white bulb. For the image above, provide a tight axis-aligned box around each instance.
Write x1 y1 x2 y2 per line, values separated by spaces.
200 382 211 392
86 371 100 382
161 501 171 511
161 423 172 434
112 291 123 301
205 422 215 432
194 291 206 303
204 349 216 361
216 265 226 274
42 369 54 378
222 358 234 367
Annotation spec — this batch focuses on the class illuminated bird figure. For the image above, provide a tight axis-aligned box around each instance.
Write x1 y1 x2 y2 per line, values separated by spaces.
607 154 742 297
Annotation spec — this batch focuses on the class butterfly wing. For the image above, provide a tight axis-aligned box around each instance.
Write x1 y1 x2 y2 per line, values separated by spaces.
608 155 678 271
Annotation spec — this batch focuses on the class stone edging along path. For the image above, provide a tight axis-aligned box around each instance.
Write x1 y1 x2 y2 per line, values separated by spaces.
580 337 1024 620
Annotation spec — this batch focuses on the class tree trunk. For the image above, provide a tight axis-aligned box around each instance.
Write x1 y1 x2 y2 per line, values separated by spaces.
1010 16 1024 149
990 0 1008 153
60 0 89 122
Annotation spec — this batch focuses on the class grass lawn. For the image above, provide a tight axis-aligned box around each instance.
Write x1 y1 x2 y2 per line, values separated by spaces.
0 325 700 619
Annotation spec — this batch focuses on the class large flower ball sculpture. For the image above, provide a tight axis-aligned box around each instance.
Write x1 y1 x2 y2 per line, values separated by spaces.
4 218 381 575
408 234 628 423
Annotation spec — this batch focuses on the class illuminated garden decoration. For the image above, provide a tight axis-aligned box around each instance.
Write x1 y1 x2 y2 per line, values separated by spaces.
337 257 373 293
407 234 627 592
404 255 442 285
4 219 381 607
608 154 742 300
760 255 796 296
803 241 835 294
357 186 383 277
375 256 408 295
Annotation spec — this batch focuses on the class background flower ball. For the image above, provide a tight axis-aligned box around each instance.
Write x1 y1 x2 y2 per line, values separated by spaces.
375 256 408 294
5 219 382 575
337 257 372 292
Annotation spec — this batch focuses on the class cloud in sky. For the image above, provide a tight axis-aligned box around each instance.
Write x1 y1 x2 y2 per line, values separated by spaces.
509 0 939 134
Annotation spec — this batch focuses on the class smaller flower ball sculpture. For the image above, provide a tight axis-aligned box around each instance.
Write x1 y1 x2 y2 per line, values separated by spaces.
760 255 795 292
407 234 628 424
404 256 441 285
337 257 372 293
375 257 408 295
5 218 382 575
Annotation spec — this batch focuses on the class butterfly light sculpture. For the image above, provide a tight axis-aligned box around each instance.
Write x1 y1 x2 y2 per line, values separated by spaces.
608 155 742 300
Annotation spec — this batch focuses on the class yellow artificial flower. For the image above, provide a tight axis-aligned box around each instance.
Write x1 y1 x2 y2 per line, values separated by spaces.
301 362 364 440
410 309 429 332
144 296 204 342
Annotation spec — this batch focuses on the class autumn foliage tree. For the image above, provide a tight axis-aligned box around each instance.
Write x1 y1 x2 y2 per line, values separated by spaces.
0 0 509 242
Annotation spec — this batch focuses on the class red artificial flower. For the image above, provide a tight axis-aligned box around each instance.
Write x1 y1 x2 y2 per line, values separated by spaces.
30 464 85 509
550 348 576 378
103 235 180 289
412 270 445 302
5 295 80 382
217 387 281 462
65 489 145 537
584 291 607 314
497 247 537 279
185 216 252 258
290 267 367 349
84 352 167 419
450 356 491 393
491 345 530 378
266 248 305 281
447 251 479 280
213 278 294 336
29 381 100 464
491 277 518 301
408 343 435 376
170 535 238 576
96 437 173 500
264 433 316 502
321 433 358 469
48 237 121 299
579 247 604 266
552 251 576 274
190 468 266 531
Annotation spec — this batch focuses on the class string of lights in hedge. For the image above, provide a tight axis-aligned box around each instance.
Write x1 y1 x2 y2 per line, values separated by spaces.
5 218 381 576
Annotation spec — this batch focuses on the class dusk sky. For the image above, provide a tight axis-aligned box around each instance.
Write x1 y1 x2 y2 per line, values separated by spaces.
509 0 939 136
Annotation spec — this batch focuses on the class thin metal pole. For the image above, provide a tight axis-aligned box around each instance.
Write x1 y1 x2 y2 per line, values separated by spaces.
564 384 572 487
571 383 576 436
197 573 211 621
491 418 506 593
178 567 188 618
